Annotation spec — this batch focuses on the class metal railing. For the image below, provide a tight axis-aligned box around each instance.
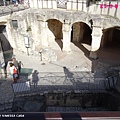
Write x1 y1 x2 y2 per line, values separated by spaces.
0 0 30 16
10 69 120 97
55 0 120 9
57 0 67 9
11 71 107 96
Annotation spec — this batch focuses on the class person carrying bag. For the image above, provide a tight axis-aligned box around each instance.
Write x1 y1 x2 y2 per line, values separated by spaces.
9 63 18 83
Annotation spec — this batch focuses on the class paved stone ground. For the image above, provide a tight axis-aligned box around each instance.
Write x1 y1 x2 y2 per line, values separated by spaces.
0 41 120 107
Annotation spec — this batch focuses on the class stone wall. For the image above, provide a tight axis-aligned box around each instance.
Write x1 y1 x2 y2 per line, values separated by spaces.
29 0 120 20
0 9 120 57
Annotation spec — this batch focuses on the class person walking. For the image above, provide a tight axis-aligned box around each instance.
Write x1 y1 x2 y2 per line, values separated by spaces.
9 63 18 83
18 61 23 74
12 57 19 76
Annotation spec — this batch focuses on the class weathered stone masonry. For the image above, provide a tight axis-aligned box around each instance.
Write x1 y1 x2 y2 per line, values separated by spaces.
0 0 120 60
5 9 120 59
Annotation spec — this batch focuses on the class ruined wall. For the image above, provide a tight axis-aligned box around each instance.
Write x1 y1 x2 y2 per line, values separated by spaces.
5 10 90 54
0 7 120 57
29 0 120 20
7 14 28 52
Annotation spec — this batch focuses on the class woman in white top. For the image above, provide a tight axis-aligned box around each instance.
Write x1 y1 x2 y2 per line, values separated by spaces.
9 63 18 83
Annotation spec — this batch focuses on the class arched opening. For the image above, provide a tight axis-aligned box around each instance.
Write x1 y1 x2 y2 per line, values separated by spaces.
0 25 6 33
0 25 13 52
98 26 120 65
47 19 63 50
0 24 13 70
71 22 92 57
0 25 12 50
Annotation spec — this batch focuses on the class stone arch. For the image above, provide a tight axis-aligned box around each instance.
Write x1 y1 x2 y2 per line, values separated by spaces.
71 20 91 29
0 25 6 33
71 21 92 57
0 24 12 52
45 16 64 24
99 26 120 64
71 21 92 44
0 21 7 25
101 26 120 48
92 15 120 30
103 17 120 29
0 24 13 67
71 12 92 28
46 19 63 50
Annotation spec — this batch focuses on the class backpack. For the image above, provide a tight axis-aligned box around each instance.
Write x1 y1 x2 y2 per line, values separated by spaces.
13 68 17 74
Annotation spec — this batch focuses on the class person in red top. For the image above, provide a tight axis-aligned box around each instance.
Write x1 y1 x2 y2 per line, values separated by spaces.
9 63 18 83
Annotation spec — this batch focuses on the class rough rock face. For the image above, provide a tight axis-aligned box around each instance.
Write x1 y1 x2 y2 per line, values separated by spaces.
103 66 120 93
115 76 120 93
24 101 43 112
12 95 45 112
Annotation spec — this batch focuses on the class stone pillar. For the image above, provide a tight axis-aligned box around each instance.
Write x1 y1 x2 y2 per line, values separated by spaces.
62 22 72 52
6 20 16 48
89 26 102 59
40 21 48 47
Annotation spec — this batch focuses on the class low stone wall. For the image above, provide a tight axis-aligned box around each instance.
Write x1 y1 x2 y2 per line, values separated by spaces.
1 91 119 112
